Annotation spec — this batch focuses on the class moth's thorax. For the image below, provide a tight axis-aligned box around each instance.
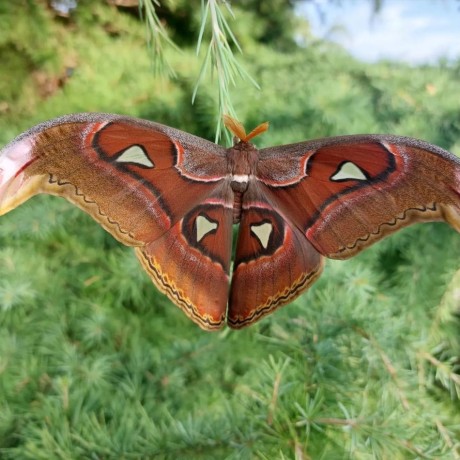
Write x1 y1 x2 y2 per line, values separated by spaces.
226 141 259 193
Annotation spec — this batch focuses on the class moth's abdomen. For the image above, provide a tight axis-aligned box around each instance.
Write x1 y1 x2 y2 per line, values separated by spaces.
233 190 243 223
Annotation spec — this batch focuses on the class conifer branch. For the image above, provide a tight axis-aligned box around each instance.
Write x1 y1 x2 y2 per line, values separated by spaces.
435 418 460 459
313 417 359 427
421 351 460 397
353 326 410 410
267 357 289 426
194 0 259 141
139 1 259 141
138 0 178 77
399 440 432 459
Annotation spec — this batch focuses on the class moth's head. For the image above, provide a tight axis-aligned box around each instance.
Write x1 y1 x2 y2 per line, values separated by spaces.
223 115 269 147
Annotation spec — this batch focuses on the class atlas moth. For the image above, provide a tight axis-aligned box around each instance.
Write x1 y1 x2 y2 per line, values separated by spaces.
1 113 459 330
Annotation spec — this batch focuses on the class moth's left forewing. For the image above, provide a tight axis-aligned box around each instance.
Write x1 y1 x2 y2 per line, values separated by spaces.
0 114 229 245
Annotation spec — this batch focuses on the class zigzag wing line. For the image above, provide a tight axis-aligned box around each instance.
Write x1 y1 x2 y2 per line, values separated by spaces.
135 249 224 330
228 266 322 329
336 203 437 254
48 174 137 241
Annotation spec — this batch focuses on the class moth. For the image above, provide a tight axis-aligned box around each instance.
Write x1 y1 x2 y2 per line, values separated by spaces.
1 113 460 330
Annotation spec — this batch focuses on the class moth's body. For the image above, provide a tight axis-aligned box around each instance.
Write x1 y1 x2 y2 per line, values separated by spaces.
1 113 460 330
226 141 258 223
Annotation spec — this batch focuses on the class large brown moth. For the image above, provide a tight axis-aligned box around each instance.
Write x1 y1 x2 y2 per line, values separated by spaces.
1 113 460 330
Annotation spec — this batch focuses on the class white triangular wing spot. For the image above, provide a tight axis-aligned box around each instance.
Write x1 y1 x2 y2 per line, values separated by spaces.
116 145 154 168
250 222 272 249
196 215 218 242
331 161 367 181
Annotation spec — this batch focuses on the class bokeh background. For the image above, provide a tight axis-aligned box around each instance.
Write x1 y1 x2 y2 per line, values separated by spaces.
0 1 460 458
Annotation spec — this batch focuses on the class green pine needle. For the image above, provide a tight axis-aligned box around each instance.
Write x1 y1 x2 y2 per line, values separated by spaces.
138 0 178 78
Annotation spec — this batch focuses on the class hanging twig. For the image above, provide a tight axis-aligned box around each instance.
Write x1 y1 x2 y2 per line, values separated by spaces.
194 0 259 141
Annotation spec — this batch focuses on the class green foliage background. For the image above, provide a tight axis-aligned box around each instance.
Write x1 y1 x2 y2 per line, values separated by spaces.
0 1 460 458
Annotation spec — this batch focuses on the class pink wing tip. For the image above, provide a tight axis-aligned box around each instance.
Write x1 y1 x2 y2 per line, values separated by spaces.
0 137 36 214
